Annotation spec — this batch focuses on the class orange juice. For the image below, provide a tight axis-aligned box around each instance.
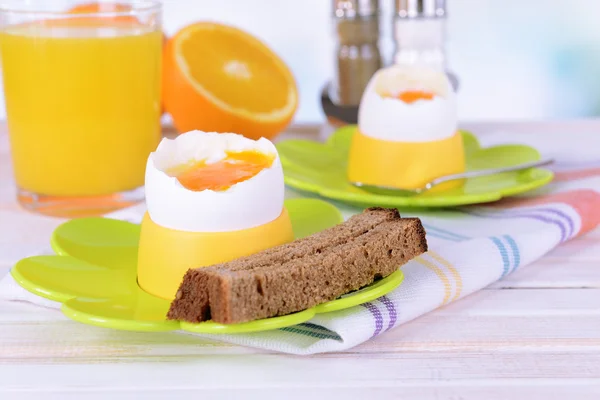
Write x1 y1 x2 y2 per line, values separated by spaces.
0 20 162 197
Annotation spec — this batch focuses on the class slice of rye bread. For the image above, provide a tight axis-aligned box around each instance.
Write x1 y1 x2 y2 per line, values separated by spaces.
167 208 427 324
167 207 401 321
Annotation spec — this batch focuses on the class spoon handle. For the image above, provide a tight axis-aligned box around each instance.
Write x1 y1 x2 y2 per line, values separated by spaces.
430 158 555 187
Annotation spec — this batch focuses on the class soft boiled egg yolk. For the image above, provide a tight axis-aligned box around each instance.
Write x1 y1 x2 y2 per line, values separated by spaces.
172 150 275 192
383 90 435 104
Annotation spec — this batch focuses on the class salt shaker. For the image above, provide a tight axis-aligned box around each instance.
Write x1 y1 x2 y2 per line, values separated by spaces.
330 0 382 106
393 0 459 90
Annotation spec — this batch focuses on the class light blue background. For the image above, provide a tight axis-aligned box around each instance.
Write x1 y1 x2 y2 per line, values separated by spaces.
1 0 598 124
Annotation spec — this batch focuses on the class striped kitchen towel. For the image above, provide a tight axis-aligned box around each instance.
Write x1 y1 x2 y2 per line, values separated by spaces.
1 131 600 355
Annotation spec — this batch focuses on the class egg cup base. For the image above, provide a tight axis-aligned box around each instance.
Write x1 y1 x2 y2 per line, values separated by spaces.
137 208 295 301
347 130 466 192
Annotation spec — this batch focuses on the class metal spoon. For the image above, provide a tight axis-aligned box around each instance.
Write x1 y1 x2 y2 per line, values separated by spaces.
351 158 554 197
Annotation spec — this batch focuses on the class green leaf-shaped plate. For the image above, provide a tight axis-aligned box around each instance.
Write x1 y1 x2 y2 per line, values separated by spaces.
11 198 404 333
276 126 554 208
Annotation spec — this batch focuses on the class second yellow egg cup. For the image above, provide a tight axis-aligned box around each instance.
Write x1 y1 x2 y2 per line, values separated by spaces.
347 130 466 193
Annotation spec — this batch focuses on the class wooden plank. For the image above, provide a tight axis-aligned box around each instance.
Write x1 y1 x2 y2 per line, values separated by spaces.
2 385 600 400
1 385 599 400
489 259 600 289
3 255 599 305
545 234 600 262
2 312 596 359
0 353 599 392
0 151 15 207
2 246 598 289
1 289 599 359
3 287 597 323
0 210 63 265
2 254 599 291
3 227 599 289
0 263 10 280
441 287 600 316
357 288 600 353
2 258 598 290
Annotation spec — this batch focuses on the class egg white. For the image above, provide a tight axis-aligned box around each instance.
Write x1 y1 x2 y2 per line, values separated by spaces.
145 130 285 233
358 65 457 143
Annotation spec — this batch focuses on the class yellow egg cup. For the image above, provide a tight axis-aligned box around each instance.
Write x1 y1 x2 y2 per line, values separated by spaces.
347 130 466 193
137 208 294 300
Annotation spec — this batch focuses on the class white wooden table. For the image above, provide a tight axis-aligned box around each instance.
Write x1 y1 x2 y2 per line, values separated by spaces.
1 121 600 399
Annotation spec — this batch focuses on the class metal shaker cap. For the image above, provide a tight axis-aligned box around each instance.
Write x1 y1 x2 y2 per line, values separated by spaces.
394 0 446 18
333 0 379 19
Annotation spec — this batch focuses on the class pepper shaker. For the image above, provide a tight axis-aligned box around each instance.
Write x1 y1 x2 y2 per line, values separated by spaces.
330 0 382 106
392 0 459 90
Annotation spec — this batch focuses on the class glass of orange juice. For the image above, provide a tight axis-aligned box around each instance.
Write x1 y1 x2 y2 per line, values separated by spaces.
0 1 162 217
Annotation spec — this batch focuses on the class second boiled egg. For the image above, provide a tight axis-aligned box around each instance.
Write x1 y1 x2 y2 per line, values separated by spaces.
348 65 465 191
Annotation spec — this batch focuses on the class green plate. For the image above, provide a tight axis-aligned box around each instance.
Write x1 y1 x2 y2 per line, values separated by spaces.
276 125 554 208
11 198 404 334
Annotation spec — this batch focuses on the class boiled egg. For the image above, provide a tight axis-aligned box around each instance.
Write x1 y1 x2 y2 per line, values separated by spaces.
139 130 294 300
358 65 457 142
348 65 465 191
145 130 286 232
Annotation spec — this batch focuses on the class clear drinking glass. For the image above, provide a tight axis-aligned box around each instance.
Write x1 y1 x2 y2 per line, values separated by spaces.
0 1 162 217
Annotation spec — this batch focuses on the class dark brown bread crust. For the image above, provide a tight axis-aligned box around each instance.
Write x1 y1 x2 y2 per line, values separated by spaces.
167 207 399 321
167 208 427 324
205 207 401 273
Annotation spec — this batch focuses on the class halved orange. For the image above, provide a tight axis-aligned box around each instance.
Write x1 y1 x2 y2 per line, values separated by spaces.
163 22 298 141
